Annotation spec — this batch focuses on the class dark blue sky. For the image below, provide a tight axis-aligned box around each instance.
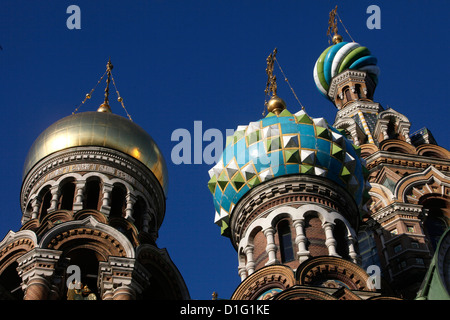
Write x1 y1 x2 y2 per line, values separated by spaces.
0 1 449 300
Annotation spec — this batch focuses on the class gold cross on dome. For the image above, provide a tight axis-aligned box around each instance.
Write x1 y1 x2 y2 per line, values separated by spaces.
265 48 278 98
327 5 338 38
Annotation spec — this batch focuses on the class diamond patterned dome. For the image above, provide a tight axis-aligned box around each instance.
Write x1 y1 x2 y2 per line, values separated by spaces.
207 107 370 236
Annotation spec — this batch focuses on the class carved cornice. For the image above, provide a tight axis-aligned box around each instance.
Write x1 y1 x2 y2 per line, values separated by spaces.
365 151 450 172
231 264 296 300
39 216 135 259
16 248 63 283
21 146 164 215
335 101 382 120
296 256 374 292
328 70 369 101
0 230 37 273
370 202 423 223
98 256 151 299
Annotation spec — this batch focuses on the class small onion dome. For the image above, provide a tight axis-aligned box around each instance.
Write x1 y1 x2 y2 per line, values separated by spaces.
313 41 380 99
208 107 370 237
23 111 168 195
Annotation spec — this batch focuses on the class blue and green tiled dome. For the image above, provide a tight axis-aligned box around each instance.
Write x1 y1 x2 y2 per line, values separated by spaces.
313 41 380 99
207 106 370 237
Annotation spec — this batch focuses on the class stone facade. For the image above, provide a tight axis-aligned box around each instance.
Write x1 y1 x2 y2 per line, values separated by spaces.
329 69 450 299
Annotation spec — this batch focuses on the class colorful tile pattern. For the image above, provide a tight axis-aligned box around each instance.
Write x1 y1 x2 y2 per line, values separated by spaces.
208 108 370 237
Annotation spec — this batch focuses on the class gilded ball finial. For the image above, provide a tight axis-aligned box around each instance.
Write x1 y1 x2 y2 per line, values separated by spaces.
97 103 111 113
266 95 286 115
332 34 343 44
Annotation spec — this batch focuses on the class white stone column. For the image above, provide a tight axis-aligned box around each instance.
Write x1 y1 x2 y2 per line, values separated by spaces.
263 227 279 266
238 253 248 281
48 185 60 213
244 245 255 276
125 193 137 222
402 128 411 143
381 125 389 140
72 180 86 211
31 197 41 219
100 183 113 215
347 235 358 263
16 248 63 300
323 222 339 257
238 266 247 282
293 219 310 263
98 257 151 301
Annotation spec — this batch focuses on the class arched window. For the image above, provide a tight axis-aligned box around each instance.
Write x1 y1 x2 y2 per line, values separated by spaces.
333 220 349 259
59 182 76 210
39 187 52 218
387 118 398 139
422 197 449 250
65 249 100 300
355 84 363 99
422 151 445 159
343 87 352 103
304 212 328 257
133 197 147 231
0 261 23 299
84 178 101 210
358 228 381 270
277 220 294 262
110 184 126 218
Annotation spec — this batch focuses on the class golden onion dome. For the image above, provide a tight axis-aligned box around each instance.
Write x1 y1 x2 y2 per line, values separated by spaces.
22 111 168 194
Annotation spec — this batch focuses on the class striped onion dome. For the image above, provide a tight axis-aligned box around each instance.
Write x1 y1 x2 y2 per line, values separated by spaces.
313 41 380 99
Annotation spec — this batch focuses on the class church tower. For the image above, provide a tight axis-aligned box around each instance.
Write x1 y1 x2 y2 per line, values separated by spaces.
0 60 190 300
313 8 450 299
207 45 396 300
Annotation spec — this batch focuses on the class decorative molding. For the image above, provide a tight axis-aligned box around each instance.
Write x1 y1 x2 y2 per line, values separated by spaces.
230 175 359 248
21 146 165 222
231 264 296 300
370 202 423 223
39 216 135 258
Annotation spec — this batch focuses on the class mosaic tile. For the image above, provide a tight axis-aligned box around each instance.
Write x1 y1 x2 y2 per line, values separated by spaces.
208 108 370 237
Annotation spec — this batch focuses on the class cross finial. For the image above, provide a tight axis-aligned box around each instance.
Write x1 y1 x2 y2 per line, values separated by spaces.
327 6 343 44
98 58 114 113
265 48 278 98
264 48 287 116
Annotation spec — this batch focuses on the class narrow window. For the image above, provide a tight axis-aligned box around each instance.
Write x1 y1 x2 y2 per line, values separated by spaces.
355 84 362 99
133 197 147 231
85 179 101 210
110 185 126 218
278 220 294 262
59 183 76 210
40 188 52 218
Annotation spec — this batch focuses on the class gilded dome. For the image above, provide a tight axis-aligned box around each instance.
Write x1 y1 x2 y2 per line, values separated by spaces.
22 111 168 194
208 107 370 236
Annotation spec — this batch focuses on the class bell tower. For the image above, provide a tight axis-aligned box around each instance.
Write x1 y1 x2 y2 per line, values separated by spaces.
313 7 450 299
0 60 189 300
